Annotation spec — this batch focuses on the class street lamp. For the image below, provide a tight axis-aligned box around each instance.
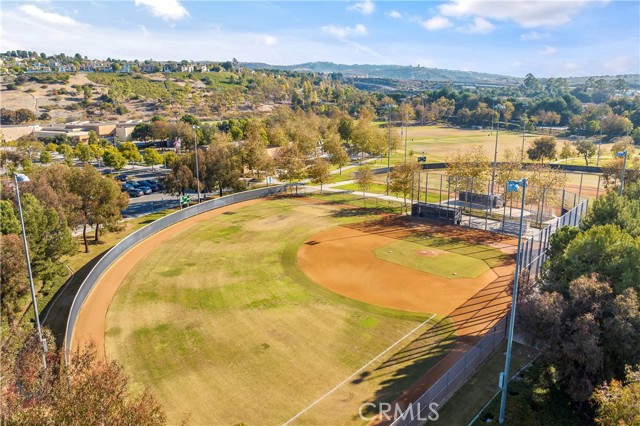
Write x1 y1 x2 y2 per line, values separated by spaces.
14 172 48 369
617 150 628 197
193 125 201 203
498 178 528 426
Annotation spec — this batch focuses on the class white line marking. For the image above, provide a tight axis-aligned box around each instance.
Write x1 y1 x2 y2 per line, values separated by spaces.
282 313 438 425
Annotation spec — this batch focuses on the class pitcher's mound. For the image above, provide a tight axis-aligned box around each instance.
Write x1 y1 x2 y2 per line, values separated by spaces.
417 249 441 257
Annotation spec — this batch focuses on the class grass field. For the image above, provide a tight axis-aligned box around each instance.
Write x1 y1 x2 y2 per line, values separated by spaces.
397 125 541 163
105 198 456 425
374 236 505 279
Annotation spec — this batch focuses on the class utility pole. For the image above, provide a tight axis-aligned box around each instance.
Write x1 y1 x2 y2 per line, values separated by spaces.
520 102 527 163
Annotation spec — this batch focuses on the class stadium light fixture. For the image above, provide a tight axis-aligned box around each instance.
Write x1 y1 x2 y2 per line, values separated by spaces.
499 178 528 426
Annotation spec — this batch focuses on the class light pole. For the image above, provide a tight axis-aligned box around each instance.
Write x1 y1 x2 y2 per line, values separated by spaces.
520 103 527 162
597 119 603 166
617 150 628 197
14 172 47 369
490 104 505 198
384 104 397 195
498 178 528 426
193 125 201 203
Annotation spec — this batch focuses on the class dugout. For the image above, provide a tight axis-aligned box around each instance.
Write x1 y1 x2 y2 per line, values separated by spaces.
459 191 504 208
411 202 462 225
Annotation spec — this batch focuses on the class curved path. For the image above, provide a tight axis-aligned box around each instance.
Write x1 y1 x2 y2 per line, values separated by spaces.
72 199 261 359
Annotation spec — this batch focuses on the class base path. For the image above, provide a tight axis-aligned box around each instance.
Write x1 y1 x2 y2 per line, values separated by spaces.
297 217 517 330
71 199 262 359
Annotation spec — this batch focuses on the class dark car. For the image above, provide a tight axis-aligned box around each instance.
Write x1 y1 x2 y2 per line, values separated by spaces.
127 188 143 197
116 174 128 182
142 181 159 191
138 186 152 195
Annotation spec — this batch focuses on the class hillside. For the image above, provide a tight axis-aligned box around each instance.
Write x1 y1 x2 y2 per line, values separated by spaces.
243 61 519 84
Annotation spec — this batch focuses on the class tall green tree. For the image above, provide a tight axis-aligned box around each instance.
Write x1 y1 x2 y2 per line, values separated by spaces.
132 123 152 142
118 142 142 167
20 193 76 285
68 166 102 253
0 234 27 323
308 158 331 193
0 200 20 235
592 366 640 426
143 148 163 169
390 160 420 213
527 135 557 163
520 274 640 402
275 144 306 184
354 163 374 204
103 147 127 170
575 139 596 166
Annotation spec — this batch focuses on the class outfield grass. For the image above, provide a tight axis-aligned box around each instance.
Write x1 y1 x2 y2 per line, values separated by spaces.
374 239 492 279
105 198 453 425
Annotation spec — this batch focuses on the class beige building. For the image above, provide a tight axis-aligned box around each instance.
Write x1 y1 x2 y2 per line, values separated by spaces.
78 122 117 137
115 122 140 141
35 125 90 143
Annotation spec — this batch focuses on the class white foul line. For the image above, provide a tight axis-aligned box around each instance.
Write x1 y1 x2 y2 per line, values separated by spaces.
282 313 438 426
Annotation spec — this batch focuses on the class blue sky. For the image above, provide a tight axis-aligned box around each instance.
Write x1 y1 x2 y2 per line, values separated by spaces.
1 0 638 77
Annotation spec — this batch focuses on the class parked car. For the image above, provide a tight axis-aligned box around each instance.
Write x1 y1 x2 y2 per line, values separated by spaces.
138 186 152 195
141 180 159 191
127 188 143 197
116 174 128 182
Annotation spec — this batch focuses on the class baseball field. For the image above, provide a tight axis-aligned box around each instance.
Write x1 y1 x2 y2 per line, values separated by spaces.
73 195 517 425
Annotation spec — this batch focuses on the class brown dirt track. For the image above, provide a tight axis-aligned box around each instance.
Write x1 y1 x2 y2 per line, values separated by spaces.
71 199 261 358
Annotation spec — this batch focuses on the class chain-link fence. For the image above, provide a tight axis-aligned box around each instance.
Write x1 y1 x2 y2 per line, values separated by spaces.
389 317 508 426
64 185 288 363
411 172 589 237
388 192 589 426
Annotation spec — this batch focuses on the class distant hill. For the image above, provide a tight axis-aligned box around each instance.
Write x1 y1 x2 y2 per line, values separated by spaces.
242 61 519 85
242 61 640 90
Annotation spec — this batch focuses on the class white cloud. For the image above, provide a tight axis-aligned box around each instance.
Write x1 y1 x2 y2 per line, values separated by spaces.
17 4 81 26
420 16 453 31
138 25 149 36
133 0 189 21
347 0 375 15
387 10 402 19
466 17 495 34
439 0 603 28
539 46 557 55
603 56 637 73
520 31 549 41
255 34 278 46
321 23 368 38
